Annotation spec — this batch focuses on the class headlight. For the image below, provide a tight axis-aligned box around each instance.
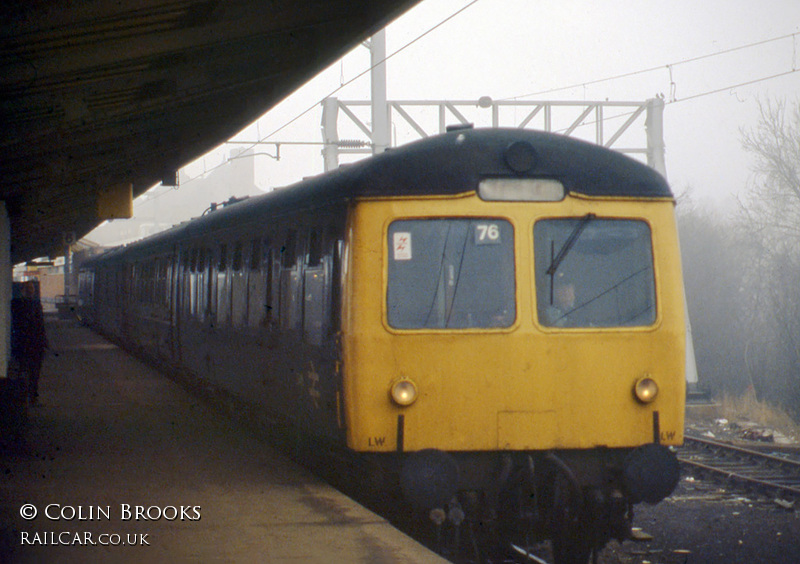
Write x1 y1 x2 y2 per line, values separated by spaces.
391 379 418 407
634 376 659 403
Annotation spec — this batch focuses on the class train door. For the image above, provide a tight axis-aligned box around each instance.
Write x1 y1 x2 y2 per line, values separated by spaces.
246 237 271 331
303 229 326 346
302 223 344 348
194 247 206 322
204 245 215 325
216 241 230 328
230 240 247 328
179 245 192 362
278 228 301 332
179 245 198 368
300 220 347 440
169 245 180 361
195 242 221 382
188 247 198 319
77 268 94 324
121 261 134 340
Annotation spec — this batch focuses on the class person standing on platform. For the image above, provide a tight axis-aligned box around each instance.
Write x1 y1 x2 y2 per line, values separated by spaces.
11 280 48 405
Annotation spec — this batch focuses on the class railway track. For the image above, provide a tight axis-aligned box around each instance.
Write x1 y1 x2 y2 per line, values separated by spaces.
679 434 800 502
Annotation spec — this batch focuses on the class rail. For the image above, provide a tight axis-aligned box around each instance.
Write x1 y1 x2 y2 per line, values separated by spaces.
679 434 800 501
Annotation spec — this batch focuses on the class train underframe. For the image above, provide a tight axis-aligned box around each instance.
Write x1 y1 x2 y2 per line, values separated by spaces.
367 444 680 564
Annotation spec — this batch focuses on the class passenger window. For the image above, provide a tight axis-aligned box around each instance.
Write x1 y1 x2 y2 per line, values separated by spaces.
232 242 243 272
281 230 297 268
250 239 261 271
218 244 228 271
307 230 323 267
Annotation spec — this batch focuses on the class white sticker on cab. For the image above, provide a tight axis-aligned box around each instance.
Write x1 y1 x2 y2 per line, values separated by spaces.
393 232 412 260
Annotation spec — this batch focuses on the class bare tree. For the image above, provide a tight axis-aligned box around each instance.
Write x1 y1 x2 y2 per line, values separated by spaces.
737 98 800 416
741 98 800 237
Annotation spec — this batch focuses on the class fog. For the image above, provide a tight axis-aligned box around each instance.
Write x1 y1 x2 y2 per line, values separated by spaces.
678 100 800 417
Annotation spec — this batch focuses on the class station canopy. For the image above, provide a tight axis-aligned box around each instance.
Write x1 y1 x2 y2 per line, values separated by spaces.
1 0 419 263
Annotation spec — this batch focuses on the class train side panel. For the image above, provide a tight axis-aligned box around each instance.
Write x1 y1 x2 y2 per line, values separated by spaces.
82 208 348 444
167 211 346 442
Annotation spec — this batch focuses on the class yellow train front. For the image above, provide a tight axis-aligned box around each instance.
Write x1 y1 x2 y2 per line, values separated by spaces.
340 128 685 561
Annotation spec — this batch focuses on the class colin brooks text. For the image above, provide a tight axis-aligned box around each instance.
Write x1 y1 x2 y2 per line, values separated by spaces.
40 505 201 521
21 532 150 546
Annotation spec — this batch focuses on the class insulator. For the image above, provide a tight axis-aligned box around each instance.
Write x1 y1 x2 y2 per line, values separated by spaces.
336 139 369 148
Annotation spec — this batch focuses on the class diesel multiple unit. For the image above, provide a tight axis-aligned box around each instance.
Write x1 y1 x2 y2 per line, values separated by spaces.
80 128 685 563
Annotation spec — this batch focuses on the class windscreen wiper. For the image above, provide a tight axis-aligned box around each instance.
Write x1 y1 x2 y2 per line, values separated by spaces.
546 213 595 277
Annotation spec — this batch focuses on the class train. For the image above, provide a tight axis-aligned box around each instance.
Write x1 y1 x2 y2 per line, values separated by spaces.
78 127 685 563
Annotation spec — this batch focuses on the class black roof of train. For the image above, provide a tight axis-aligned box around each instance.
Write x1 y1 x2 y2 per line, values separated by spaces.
85 128 672 263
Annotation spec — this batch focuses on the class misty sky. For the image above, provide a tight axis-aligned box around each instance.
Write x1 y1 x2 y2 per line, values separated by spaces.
154 1 800 222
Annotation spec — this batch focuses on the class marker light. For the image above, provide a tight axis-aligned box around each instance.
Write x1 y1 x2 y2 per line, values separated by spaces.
391 379 418 407
634 377 659 404
478 178 565 201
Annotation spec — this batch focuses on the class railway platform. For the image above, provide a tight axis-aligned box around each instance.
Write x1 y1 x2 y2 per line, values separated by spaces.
0 316 445 563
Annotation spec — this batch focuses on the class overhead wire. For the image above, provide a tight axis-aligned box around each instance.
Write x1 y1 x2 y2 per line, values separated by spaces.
539 32 800 135
506 32 799 101
543 65 800 140
668 68 800 105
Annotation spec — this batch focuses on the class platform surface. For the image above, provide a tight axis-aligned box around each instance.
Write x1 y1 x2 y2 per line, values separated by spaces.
0 317 445 563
